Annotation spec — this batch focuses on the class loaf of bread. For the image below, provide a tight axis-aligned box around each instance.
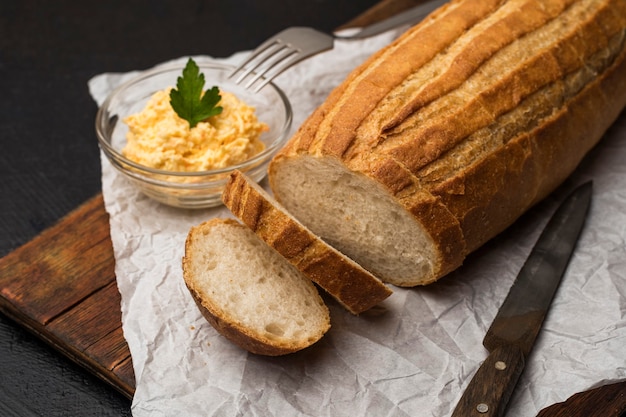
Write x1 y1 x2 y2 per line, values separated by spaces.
182 218 330 355
222 170 392 314
269 0 626 286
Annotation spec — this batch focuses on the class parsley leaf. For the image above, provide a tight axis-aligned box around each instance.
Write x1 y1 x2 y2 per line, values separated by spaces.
169 58 223 128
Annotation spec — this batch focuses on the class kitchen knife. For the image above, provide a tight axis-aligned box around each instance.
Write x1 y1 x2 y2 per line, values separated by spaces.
451 181 593 417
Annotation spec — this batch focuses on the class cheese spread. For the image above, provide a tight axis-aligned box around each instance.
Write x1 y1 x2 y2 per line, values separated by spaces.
122 88 268 172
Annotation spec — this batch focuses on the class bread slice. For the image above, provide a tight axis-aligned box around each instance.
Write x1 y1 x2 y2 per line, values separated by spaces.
182 218 330 355
269 0 626 286
222 170 392 314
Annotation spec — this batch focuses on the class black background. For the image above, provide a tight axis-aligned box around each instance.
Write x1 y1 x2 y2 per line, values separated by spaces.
0 1 380 415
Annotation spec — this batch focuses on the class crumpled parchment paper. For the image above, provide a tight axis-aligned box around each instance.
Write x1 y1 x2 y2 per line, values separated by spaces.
88 27 626 417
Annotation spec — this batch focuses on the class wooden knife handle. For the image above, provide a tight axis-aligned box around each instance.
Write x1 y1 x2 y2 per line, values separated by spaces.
536 381 626 417
451 345 525 417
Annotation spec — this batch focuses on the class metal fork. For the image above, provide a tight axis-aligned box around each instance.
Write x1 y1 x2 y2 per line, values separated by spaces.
229 0 447 92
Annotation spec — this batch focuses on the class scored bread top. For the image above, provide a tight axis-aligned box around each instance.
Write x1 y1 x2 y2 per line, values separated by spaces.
182 218 330 356
269 0 626 285
222 170 392 314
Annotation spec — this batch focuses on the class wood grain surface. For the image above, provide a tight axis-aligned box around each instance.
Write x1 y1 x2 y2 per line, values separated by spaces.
0 194 135 398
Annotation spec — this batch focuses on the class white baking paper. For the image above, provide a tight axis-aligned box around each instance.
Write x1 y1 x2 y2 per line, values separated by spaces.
89 27 626 417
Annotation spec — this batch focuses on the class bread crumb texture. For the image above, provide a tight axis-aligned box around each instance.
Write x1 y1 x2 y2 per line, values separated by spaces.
183 218 330 355
222 169 392 314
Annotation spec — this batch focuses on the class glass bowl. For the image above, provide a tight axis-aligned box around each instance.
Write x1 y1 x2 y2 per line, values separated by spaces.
95 61 292 209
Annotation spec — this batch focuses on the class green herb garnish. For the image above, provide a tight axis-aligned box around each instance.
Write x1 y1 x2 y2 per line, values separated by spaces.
169 58 223 128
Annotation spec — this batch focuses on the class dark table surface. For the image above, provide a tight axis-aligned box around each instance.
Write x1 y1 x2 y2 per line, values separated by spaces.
0 1 382 415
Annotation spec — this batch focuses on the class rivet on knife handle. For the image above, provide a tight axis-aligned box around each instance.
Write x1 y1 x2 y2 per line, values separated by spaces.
451 345 525 417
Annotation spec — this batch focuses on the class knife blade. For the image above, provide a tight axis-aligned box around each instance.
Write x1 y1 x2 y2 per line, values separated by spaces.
451 181 593 417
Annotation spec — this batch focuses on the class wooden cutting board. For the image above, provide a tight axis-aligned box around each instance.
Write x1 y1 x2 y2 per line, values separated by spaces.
0 194 135 397
0 0 427 400
1 2 623 414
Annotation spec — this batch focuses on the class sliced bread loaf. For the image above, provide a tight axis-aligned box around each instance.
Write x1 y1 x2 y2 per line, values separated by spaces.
182 218 330 355
222 170 392 314
269 0 626 286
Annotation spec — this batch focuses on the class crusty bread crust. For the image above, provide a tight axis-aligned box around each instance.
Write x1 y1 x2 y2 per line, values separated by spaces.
270 0 626 285
223 170 392 314
183 218 330 355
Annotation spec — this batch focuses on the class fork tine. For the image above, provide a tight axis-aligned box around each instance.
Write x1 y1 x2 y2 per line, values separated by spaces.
229 27 298 78
231 26 335 91
243 47 300 91
249 53 302 93
234 43 295 85
230 45 275 81
251 41 335 92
